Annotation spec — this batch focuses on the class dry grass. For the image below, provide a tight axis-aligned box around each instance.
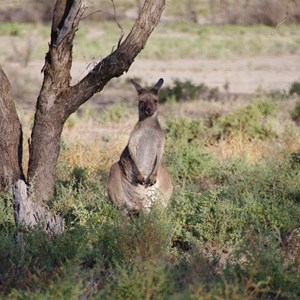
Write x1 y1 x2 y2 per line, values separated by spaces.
208 133 275 164
58 115 134 178
58 133 129 177
59 141 111 175
208 127 300 165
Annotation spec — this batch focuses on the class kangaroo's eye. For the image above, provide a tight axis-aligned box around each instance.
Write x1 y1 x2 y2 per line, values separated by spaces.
154 99 158 103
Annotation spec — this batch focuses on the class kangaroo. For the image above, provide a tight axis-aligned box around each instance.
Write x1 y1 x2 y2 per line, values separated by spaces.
107 78 173 213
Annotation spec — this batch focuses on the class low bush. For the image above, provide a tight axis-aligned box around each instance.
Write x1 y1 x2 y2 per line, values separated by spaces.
210 100 277 140
165 116 205 143
289 81 300 96
290 102 300 123
100 103 130 124
159 80 208 103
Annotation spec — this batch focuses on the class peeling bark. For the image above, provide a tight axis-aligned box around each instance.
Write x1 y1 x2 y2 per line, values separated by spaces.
13 180 64 235
0 66 24 190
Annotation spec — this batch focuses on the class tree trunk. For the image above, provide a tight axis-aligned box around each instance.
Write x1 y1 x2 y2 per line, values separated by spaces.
28 112 64 202
0 66 24 190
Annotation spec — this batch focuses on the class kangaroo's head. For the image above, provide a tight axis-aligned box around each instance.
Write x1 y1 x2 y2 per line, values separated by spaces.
131 78 164 121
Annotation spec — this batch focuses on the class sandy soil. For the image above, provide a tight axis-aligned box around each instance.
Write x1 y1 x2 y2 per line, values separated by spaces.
122 55 300 94
3 55 300 111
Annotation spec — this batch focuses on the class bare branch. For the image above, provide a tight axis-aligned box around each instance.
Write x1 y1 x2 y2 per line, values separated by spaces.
66 0 166 117
274 0 297 31
81 9 106 20
110 0 124 47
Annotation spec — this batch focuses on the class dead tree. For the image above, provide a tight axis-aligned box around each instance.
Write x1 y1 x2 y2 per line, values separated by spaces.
0 0 166 233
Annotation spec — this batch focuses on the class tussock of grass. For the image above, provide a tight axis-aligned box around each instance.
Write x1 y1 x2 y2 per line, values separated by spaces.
208 133 275 164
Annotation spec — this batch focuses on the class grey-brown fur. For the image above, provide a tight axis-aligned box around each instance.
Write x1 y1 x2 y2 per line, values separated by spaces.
107 78 173 213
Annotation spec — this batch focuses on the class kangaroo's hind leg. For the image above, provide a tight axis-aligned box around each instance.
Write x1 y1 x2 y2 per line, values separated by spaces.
107 162 125 208
107 162 143 213
156 163 173 207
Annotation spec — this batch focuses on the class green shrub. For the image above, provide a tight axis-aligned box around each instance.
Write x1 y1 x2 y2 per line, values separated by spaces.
71 166 88 188
92 209 174 299
171 189 244 247
208 86 220 100
289 81 300 96
211 100 277 139
164 117 218 187
165 117 216 185
290 102 300 121
165 117 205 143
101 262 172 300
229 227 300 299
159 80 208 103
52 177 115 227
166 140 217 186
217 157 300 234
0 193 15 229
96 208 174 266
100 103 129 124
0 227 86 294
290 150 300 167
169 150 300 249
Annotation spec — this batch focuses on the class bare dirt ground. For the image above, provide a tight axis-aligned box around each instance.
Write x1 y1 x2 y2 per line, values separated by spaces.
119 55 300 94
3 54 300 112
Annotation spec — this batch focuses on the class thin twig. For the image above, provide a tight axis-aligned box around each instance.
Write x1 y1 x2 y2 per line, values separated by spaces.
110 0 124 47
273 0 297 33
81 9 114 20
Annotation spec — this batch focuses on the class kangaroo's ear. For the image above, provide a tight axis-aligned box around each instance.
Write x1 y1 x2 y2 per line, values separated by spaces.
150 78 164 95
131 79 145 95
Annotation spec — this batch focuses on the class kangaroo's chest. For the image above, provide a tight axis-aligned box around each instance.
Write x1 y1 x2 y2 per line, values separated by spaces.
129 128 163 177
